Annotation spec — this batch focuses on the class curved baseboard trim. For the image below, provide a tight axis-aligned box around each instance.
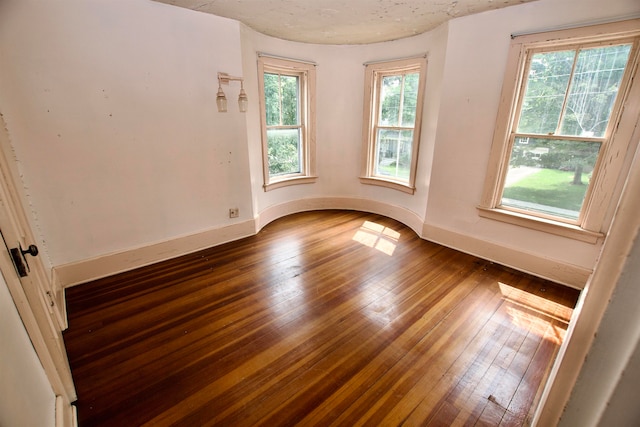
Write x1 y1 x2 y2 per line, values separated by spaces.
55 198 422 288
256 197 425 236
54 197 589 291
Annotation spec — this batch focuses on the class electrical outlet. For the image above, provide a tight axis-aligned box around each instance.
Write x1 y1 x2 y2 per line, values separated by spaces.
229 208 239 218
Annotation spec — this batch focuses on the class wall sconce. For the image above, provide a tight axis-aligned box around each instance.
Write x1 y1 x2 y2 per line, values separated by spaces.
217 72 248 113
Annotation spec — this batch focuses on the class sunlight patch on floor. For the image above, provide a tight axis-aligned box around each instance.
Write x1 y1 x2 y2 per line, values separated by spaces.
352 221 401 256
499 282 573 344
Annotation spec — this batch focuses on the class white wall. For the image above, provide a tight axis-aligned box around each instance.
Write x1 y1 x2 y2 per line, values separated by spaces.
240 23 448 225
1 0 640 425
0 272 55 427
0 0 252 267
0 0 638 284
424 0 640 283
560 230 640 426
241 0 640 287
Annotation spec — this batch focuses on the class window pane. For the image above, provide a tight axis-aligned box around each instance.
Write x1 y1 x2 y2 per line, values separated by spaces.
379 75 402 126
264 73 281 126
374 129 413 181
560 44 631 137
264 73 300 126
502 137 602 219
401 73 419 127
267 128 301 176
280 75 299 126
517 50 574 134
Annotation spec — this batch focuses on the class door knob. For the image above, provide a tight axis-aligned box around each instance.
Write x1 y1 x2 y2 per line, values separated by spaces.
21 244 38 257
9 243 39 277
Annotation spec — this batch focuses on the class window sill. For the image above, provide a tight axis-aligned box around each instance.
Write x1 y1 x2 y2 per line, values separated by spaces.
477 206 604 244
264 176 317 192
359 177 415 194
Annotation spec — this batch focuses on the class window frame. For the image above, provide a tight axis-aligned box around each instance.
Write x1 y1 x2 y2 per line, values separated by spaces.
360 56 427 194
258 55 317 191
478 19 640 243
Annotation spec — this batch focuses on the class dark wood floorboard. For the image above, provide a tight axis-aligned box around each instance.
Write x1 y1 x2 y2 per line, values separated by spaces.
63 210 579 427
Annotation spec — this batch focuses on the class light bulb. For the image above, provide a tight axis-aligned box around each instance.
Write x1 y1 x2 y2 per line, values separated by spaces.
238 88 248 113
216 86 227 112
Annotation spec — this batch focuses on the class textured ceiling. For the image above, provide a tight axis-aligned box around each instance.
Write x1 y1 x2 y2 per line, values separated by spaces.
153 0 536 44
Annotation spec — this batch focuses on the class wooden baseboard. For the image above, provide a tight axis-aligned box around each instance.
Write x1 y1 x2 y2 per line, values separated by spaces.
422 223 591 289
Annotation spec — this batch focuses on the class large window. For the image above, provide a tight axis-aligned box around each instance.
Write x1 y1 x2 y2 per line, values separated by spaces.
258 55 316 190
361 57 427 194
479 20 640 242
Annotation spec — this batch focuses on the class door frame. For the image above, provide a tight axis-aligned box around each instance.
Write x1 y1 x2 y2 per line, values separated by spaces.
0 115 76 425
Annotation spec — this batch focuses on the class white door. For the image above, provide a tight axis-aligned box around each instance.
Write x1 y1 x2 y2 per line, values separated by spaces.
0 118 76 424
0 270 56 427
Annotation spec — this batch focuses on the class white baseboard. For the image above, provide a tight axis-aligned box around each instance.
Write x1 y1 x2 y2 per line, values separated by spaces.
54 198 423 288
255 197 425 235
55 395 76 427
54 219 256 288
422 223 591 289
54 198 590 290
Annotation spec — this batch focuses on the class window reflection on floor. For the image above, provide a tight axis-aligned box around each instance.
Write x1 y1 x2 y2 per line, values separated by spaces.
352 220 401 256
499 282 573 344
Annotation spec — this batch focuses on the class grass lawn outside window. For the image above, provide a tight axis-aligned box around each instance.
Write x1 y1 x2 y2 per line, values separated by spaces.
502 168 589 219
478 19 640 242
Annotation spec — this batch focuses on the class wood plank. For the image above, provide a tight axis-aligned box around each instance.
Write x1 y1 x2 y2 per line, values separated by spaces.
63 210 579 426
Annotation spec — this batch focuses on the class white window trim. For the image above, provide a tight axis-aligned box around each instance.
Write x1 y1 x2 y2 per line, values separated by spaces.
360 56 427 195
478 19 640 244
258 55 317 191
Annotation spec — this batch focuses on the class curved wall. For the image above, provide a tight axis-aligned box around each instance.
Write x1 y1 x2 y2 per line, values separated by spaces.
240 24 448 229
243 0 640 288
2 0 638 290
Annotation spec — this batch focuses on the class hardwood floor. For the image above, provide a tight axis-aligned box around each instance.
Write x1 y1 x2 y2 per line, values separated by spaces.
63 210 579 427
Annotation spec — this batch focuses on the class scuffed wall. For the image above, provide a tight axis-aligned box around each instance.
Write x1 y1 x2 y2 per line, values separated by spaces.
0 0 638 283
0 0 253 266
